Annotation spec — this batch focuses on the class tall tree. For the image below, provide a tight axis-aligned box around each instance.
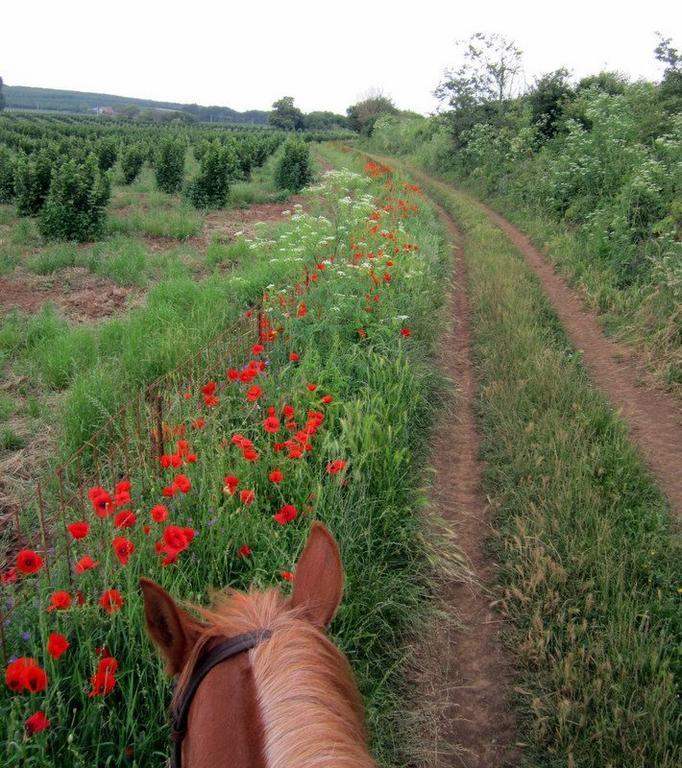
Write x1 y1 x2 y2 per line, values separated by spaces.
435 32 523 111
269 97 305 131
346 89 398 136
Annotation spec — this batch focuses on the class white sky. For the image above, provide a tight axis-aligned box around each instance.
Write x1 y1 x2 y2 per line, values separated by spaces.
3 1 681 115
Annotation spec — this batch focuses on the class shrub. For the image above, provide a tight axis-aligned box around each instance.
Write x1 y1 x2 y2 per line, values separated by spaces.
14 149 55 216
120 143 146 184
274 139 313 193
38 156 111 241
96 138 118 172
154 137 185 193
0 146 14 203
187 142 235 209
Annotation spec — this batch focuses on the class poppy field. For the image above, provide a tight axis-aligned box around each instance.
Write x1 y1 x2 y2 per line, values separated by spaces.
0 157 452 766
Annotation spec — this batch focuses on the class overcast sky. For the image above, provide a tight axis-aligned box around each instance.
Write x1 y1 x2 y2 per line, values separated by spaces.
3 1 681 114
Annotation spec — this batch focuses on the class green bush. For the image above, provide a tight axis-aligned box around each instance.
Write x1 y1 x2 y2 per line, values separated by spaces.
274 139 313 192
14 148 55 215
96 137 118 172
187 141 235 208
120 143 146 184
154 136 185 193
38 156 111 241
0 146 14 203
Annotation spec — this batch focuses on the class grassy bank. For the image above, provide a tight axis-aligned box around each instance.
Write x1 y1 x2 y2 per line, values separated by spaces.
0 160 456 767
410 170 681 767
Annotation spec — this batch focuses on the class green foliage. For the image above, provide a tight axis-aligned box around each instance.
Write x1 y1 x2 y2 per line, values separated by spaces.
38 155 111 241
274 138 313 192
528 68 573 140
187 141 234 209
96 136 118 171
119 142 146 184
154 136 185 193
13 148 54 215
0 76 5 112
0 146 14 202
269 96 305 131
346 92 398 136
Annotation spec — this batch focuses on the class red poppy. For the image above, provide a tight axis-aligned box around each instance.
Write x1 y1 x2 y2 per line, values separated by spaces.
47 591 71 613
400 327 411 337
320 394 333 404
263 415 280 434
162 526 194 554
113 480 131 508
1 568 17 584
252 343 264 355
25 711 50 735
173 474 191 494
239 489 255 505
16 550 43 575
297 302 307 318
100 589 124 614
243 447 259 462
67 522 90 540
88 486 112 518
358 328 367 338
88 668 116 697
238 544 252 557
150 504 169 523
227 368 240 381
246 385 263 402
162 486 176 498
326 459 347 475
289 352 300 363
75 555 99 574
114 510 137 529
283 404 295 420
223 475 239 495
280 571 294 582
112 537 134 566
306 383 317 392
274 504 298 525
192 418 206 429
268 467 284 484
5 658 48 693
47 632 70 660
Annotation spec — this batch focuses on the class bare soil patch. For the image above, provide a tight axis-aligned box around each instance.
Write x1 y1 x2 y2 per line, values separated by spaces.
0 268 140 323
423 202 520 767
203 196 306 242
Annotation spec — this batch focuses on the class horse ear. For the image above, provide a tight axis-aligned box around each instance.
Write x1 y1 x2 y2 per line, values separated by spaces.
291 522 344 629
140 577 201 675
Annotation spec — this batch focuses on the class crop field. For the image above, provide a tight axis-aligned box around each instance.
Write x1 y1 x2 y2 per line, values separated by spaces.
0 29 681 768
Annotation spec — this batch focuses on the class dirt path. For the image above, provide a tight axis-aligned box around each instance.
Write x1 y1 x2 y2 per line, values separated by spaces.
408 168 682 520
426 201 519 767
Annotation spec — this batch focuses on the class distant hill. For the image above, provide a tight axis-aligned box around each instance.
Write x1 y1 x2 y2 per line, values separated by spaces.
3 85 270 124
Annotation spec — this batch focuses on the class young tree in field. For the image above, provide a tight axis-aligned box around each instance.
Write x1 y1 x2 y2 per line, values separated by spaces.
269 97 305 131
154 136 185 194
274 139 313 193
39 156 111 241
120 143 146 184
346 90 398 136
187 141 236 209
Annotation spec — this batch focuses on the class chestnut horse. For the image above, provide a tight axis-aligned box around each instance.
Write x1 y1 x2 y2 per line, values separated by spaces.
141 523 376 768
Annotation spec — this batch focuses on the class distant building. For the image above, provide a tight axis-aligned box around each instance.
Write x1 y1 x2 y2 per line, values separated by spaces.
91 106 114 116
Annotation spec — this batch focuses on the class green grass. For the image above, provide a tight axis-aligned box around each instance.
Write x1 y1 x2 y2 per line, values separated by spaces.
0 426 25 450
413 169 681 768
0 160 458 768
107 204 203 240
0 394 14 421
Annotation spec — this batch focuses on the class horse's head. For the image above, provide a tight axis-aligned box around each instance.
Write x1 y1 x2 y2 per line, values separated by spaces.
140 523 375 768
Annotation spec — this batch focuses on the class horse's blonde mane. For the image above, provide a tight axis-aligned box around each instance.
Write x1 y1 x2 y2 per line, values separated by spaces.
177 587 376 768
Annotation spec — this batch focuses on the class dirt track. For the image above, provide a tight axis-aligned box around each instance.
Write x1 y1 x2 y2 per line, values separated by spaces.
425 200 519 767
417 170 682 522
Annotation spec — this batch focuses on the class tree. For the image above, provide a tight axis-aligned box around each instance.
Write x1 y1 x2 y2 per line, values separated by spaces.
654 33 682 110
435 32 523 112
0 76 5 112
154 137 185 194
274 139 313 193
269 97 305 131
346 90 398 136
528 68 573 140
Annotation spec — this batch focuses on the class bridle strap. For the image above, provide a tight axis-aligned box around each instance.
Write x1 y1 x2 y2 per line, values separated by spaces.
170 629 272 768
